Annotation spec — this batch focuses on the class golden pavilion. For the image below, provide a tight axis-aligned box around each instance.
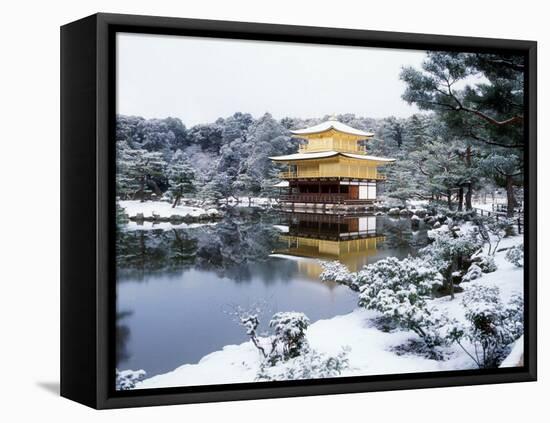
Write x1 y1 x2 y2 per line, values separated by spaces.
270 120 394 208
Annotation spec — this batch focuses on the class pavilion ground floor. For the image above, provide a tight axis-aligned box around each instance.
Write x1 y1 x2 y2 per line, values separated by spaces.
277 178 380 212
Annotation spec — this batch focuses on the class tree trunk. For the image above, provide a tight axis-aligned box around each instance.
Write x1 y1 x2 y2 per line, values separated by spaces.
135 177 146 202
465 183 473 211
448 259 456 300
506 175 516 218
172 193 181 208
147 178 163 197
457 187 464 211
447 190 453 210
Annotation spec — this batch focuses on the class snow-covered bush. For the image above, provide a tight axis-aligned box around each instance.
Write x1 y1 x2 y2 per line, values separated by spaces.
447 284 524 368
421 227 482 298
268 312 310 365
505 244 524 267
257 348 350 382
471 252 497 273
116 369 146 390
462 264 482 283
356 256 447 351
413 208 427 218
235 308 311 366
319 261 357 289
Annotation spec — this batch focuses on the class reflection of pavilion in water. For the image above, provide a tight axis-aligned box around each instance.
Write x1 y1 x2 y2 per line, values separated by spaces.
272 212 385 280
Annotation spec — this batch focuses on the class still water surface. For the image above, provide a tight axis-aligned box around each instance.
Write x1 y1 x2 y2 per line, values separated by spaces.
116 210 428 376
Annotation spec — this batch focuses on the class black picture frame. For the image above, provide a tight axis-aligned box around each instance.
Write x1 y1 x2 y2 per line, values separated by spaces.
60 12 537 409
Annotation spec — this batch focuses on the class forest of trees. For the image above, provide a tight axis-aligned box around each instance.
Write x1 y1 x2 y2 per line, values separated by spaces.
116 52 524 216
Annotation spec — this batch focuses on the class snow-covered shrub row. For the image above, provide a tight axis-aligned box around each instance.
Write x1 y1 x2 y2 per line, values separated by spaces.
446 284 524 368
321 256 449 355
257 348 350 382
505 244 524 267
116 369 146 390
356 257 448 352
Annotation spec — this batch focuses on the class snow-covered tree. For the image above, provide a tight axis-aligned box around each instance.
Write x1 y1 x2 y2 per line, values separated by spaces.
447 284 524 368
243 113 292 197
400 52 524 214
473 216 514 256
382 116 408 149
406 114 431 148
199 172 232 205
167 149 196 207
479 153 522 217
505 244 524 267
116 143 167 201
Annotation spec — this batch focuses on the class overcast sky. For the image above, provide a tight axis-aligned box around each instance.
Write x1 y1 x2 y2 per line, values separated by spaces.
117 33 427 127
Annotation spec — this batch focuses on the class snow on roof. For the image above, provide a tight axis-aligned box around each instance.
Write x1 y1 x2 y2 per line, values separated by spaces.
273 180 290 187
341 152 396 162
269 151 395 162
270 151 338 161
291 120 374 137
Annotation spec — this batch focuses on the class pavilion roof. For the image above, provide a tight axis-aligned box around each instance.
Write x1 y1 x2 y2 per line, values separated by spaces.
290 120 374 137
269 151 395 162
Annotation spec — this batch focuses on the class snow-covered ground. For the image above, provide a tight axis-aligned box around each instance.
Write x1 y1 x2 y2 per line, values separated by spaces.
471 201 507 212
120 200 219 219
124 221 217 231
134 234 524 389
222 197 278 207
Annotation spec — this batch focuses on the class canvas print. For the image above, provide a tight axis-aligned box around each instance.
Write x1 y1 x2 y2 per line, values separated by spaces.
114 33 526 391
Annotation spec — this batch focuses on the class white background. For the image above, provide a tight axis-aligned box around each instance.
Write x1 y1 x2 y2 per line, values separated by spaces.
1 0 546 421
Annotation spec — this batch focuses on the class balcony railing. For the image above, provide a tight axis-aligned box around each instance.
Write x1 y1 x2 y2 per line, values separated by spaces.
298 145 367 154
279 170 386 180
279 194 376 204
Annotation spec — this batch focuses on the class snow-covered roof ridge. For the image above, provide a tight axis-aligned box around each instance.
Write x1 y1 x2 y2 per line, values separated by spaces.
291 120 374 137
342 152 395 162
269 151 395 162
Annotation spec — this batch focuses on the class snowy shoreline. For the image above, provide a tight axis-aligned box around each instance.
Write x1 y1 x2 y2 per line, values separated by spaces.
132 234 524 389
120 200 221 224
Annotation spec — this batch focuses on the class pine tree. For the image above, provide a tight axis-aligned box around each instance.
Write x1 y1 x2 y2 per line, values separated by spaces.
116 144 167 201
167 150 196 207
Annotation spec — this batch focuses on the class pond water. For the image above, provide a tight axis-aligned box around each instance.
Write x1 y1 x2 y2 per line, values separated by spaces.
116 209 429 377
